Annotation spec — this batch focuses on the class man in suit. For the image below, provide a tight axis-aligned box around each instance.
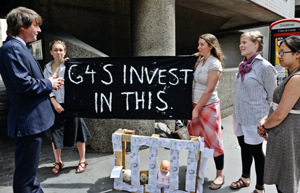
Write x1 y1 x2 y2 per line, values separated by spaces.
0 7 64 193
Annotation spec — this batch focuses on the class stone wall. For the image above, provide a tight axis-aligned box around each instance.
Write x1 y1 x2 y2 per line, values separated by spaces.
218 68 238 119
39 31 108 68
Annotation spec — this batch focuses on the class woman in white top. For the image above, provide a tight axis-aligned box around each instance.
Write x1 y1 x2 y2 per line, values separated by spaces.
44 40 91 175
230 31 277 193
188 33 225 190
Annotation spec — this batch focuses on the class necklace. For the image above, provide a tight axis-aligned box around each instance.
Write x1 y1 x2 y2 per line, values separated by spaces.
290 66 300 74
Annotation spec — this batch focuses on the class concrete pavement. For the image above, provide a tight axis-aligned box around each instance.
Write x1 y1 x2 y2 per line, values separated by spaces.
0 115 296 192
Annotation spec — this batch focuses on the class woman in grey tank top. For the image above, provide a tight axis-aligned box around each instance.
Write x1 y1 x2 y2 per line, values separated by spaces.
258 35 300 193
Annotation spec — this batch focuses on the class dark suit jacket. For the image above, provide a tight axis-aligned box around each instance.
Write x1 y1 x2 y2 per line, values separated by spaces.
0 36 54 138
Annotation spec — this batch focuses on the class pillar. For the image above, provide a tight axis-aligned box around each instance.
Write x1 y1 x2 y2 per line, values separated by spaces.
130 0 176 128
131 0 176 56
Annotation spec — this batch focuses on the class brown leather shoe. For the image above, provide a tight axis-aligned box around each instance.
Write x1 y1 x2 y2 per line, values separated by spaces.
75 161 88 173
230 177 250 189
51 161 64 175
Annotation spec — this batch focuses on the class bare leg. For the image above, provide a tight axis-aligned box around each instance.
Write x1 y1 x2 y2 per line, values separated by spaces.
52 142 62 163
209 154 225 189
77 142 86 163
209 169 225 189
214 169 224 184
51 142 63 174
75 142 88 173
213 154 224 184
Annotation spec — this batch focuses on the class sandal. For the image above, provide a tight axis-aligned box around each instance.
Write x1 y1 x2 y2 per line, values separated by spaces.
230 177 250 189
75 161 88 173
51 161 64 175
209 175 225 190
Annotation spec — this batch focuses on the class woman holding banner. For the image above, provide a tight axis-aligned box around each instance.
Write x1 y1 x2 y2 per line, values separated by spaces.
188 33 225 190
44 40 91 175
257 35 300 193
231 31 277 193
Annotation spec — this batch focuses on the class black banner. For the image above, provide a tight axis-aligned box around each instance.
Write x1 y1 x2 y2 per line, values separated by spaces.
64 56 196 119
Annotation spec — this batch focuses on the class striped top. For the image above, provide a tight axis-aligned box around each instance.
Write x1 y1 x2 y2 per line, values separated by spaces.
233 54 277 125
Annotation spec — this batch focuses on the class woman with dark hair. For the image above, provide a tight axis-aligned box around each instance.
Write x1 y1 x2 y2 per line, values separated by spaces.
258 35 300 193
188 33 225 190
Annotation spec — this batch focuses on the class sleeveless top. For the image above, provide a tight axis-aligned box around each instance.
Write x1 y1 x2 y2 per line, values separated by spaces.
264 71 300 193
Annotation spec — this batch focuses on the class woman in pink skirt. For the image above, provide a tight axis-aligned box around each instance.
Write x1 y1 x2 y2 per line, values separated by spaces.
188 33 225 190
